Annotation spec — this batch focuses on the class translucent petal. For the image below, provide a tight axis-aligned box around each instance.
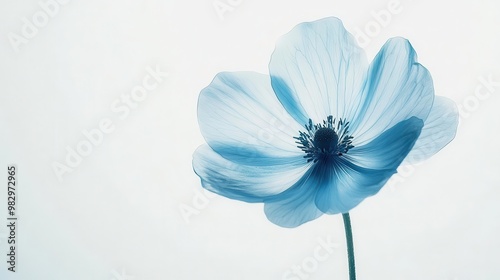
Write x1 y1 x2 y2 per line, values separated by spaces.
263 166 324 228
269 17 368 125
349 38 434 145
193 145 310 203
198 72 304 164
403 96 459 165
314 159 395 214
314 117 424 213
345 117 425 169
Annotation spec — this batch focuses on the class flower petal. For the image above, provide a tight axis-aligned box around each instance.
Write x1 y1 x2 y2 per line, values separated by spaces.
314 117 424 213
314 159 395 214
345 117 424 170
403 96 459 165
349 38 434 145
263 166 325 228
198 72 304 164
193 145 310 203
269 17 368 125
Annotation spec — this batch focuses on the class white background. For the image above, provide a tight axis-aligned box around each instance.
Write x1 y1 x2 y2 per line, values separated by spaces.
0 0 499 279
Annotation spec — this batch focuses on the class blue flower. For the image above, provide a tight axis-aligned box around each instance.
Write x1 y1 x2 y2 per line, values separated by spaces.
193 17 458 228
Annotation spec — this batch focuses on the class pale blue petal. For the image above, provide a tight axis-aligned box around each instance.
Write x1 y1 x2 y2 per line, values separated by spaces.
193 145 310 203
314 159 395 214
403 96 459 165
315 117 424 213
263 166 324 228
269 17 368 125
345 117 424 170
349 38 434 145
198 72 304 164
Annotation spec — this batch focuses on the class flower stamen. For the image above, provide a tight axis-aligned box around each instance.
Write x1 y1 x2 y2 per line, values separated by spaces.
294 116 354 163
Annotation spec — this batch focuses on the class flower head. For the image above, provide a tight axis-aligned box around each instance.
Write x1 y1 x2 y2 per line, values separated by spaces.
193 17 458 228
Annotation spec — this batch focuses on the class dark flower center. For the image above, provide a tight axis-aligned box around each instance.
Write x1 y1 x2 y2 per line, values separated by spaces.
313 127 339 151
295 116 354 163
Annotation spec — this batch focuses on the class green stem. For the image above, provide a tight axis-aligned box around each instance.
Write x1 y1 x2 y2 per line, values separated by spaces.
342 212 356 280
